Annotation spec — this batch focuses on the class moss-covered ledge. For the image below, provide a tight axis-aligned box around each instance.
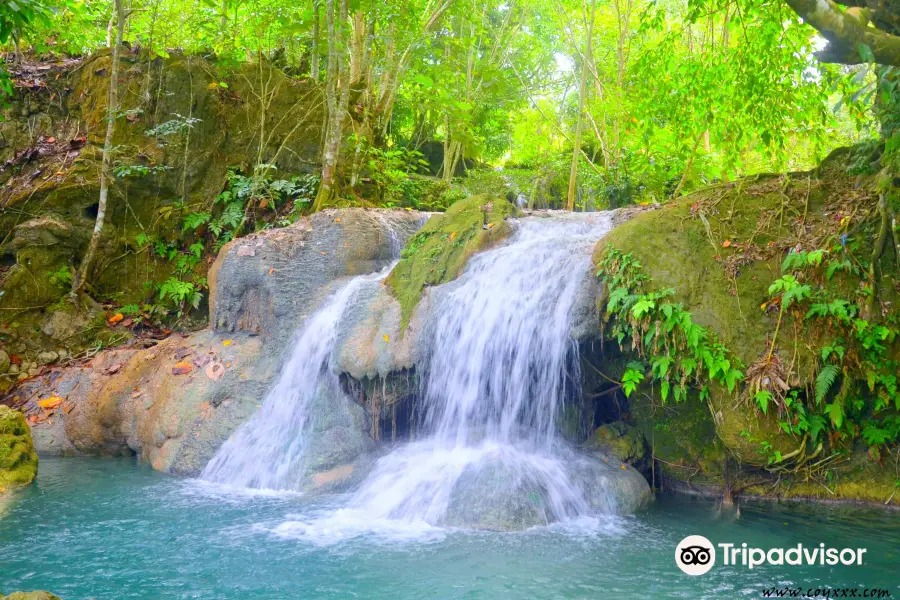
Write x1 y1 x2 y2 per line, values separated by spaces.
590 161 900 507
0 405 38 493
386 194 519 328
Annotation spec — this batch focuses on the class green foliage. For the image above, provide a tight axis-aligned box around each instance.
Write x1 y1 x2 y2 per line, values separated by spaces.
597 248 744 405
47 265 73 288
814 365 840 405
600 244 900 458
145 114 202 138
622 362 645 398
158 277 203 315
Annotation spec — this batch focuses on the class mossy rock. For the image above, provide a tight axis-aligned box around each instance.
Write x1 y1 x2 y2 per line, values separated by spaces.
585 420 646 464
630 384 725 485
386 194 518 328
592 167 893 469
1 592 63 600
0 51 323 355
0 405 38 492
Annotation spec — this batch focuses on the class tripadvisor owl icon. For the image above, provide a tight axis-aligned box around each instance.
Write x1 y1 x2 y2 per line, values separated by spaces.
675 535 715 575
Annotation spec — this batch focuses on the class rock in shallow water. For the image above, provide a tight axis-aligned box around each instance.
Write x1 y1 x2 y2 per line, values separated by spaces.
445 449 650 531
0 405 38 492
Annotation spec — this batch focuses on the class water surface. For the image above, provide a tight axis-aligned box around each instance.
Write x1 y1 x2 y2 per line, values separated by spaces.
1 458 897 599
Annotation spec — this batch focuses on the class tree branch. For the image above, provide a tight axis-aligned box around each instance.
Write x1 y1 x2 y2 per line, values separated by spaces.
784 0 900 65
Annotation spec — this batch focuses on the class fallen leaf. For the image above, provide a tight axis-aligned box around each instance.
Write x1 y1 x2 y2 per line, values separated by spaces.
46 136 56 144
122 318 133 327
37 396 63 409
63 403 74 415
722 240 732 248
131 390 142 399
108 313 124 324
104 363 123 375
206 361 225 381
487 222 495 229
321 251 327 255
172 361 192 375
450 232 457 240
27 415 38 424
223 339 232 347
259 199 269 209
268 268 275 275
383 334 390 342
334 217 341 223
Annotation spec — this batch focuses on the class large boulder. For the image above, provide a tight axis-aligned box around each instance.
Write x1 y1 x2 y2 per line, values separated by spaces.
0 405 38 492
445 448 650 531
12 209 425 483
0 52 324 359
593 156 900 506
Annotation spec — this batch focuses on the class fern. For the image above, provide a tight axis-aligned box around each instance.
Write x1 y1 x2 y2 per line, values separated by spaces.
815 364 840 404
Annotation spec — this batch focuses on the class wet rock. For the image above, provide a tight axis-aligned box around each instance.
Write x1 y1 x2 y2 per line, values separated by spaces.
1 592 62 600
0 350 9 373
21 208 426 481
8 364 18 375
445 448 650 531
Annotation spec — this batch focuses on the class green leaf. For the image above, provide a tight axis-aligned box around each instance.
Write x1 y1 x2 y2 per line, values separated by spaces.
815 365 840 404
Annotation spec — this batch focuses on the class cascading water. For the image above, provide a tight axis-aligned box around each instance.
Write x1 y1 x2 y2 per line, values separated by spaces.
201 267 391 490
273 212 636 540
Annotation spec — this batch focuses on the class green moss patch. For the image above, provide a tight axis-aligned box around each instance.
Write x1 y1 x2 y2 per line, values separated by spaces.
0 405 38 492
386 194 518 328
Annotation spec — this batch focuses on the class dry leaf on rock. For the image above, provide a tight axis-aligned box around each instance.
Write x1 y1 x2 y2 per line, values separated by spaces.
37 396 63 409
172 361 192 375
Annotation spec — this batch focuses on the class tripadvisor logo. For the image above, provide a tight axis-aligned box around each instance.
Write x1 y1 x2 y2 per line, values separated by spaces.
676 535 716 575
674 535 867 576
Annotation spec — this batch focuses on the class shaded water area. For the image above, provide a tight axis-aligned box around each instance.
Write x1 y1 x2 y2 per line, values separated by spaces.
1 458 898 599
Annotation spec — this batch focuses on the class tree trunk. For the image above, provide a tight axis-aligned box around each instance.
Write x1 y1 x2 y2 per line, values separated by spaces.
313 0 350 212
220 0 227 39
72 0 126 297
311 0 320 80
566 0 596 212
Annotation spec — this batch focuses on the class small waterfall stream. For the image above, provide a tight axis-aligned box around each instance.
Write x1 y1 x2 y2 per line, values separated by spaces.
201 267 392 490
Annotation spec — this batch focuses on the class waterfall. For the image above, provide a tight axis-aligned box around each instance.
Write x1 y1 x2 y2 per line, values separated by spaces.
343 213 616 524
200 268 390 490
271 212 630 540
203 209 643 537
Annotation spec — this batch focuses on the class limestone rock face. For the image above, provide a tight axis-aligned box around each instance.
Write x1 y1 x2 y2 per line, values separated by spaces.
16 209 425 481
0 405 38 492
